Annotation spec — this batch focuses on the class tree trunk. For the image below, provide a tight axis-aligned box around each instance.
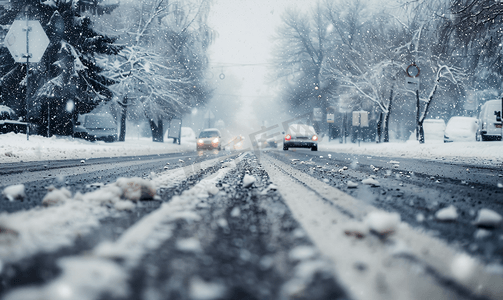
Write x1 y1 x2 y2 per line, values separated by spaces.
384 88 393 143
418 81 439 144
376 112 383 143
150 118 164 142
119 97 127 142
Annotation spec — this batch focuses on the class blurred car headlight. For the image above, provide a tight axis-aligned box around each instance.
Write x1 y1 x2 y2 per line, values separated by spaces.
197 139 204 145
312 135 318 141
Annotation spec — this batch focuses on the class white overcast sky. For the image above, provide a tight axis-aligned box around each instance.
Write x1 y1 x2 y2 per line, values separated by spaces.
207 0 312 97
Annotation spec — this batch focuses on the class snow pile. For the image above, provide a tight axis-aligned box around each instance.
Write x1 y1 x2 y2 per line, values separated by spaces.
42 186 72 206
0 133 193 163
242 174 256 188
3 257 129 300
435 205 458 221
114 177 156 201
362 177 380 187
473 209 502 227
365 211 401 235
319 139 503 166
2 184 25 202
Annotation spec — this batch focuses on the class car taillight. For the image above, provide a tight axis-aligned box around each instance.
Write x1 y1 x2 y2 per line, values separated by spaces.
285 134 291 141
312 135 318 141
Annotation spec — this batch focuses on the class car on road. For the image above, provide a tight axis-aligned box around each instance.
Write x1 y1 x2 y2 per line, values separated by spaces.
422 119 446 143
283 124 318 151
0 105 30 134
74 113 118 142
444 116 478 142
477 99 502 141
197 128 222 150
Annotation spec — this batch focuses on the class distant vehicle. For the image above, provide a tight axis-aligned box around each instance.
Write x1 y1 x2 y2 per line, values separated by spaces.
255 133 278 149
444 116 478 143
0 105 29 134
197 128 222 150
75 113 117 142
283 124 318 151
181 127 196 141
422 119 446 143
477 99 502 141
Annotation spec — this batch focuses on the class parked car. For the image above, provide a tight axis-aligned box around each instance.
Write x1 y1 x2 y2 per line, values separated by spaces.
75 113 118 142
444 116 478 142
0 105 29 134
422 119 446 143
197 128 222 150
283 124 318 151
477 99 502 141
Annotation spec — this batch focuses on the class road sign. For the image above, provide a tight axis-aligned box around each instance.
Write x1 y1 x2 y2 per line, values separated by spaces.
327 113 335 123
204 111 215 119
406 63 420 78
352 111 369 127
4 20 49 63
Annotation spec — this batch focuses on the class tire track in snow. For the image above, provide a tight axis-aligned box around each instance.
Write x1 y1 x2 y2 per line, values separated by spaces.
1 154 244 300
260 153 503 300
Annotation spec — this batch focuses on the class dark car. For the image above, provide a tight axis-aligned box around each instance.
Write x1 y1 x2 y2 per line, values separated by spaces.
0 105 30 134
283 124 318 151
75 113 118 142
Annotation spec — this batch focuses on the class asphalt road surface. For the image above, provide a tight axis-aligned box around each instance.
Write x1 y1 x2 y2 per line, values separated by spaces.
1 148 502 300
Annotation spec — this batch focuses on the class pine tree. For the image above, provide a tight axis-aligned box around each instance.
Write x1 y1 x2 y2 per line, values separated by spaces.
0 0 121 136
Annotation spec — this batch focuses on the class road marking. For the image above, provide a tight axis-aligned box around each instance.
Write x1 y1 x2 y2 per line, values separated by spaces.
261 154 503 300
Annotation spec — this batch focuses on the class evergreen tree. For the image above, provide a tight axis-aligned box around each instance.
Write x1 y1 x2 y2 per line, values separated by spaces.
0 0 121 136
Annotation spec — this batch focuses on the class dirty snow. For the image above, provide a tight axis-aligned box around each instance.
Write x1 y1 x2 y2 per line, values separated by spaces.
242 174 256 188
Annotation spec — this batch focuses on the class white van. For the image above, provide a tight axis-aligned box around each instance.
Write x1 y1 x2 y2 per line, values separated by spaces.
477 99 502 141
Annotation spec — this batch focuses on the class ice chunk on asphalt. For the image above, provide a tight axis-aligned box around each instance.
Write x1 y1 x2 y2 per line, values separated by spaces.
474 229 492 240
347 181 358 188
365 211 401 235
451 253 476 282
289 246 317 261
207 186 219 196
114 177 156 201
42 187 72 206
435 205 458 221
2 184 25 202
176 238 202 252
230 207 240 218
473 209 502 227
362 178 380 187
189 277 227 300
242 174 256 188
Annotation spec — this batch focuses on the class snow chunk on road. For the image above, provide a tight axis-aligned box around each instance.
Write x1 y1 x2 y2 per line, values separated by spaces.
435 205 458 221
42 187 72 206
176 238 202 252
242 174 256 188
289 246 317 261
365 211 401 235
473 209 502 227
2 184 25 202
362 177 380 187
114 177 156 201
189 277 227 300
347 181 358 188
451 253 476 283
